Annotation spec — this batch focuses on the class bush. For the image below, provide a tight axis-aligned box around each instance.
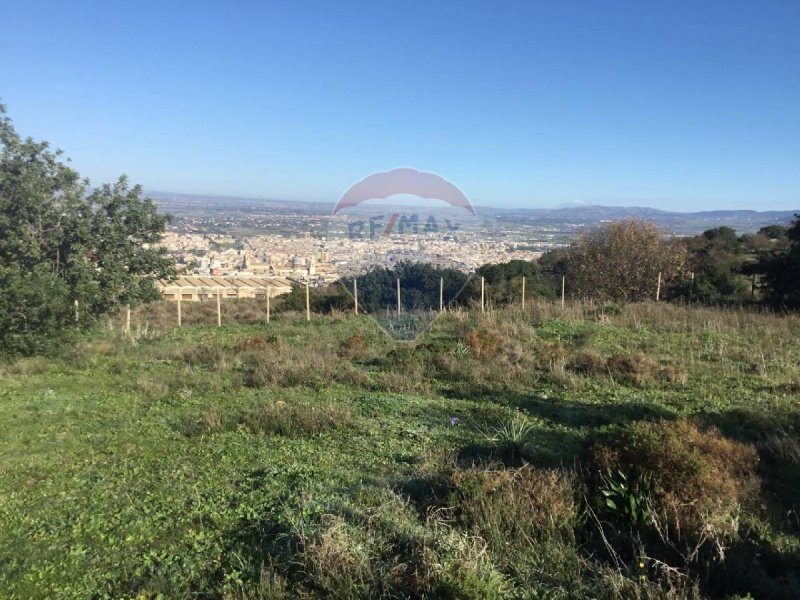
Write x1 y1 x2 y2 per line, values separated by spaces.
463 328 503 360
589 418 760 544
605 353 661 386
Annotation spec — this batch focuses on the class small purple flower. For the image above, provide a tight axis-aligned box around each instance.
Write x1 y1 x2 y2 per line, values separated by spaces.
450 416 459 426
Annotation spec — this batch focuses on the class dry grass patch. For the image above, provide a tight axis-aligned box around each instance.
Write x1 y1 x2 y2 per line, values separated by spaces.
241 399 354 436
447 465 578 546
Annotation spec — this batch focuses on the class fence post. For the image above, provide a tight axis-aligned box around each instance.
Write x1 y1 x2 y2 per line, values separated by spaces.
521 276 526 309
177 296 182 327
561 276 565 308
216 291 222 327
266 285 270 324
396 278 401 315
74 299 79 323
480 277 485 314
305 282 311 321
126 306 131 334
656 271 662 302
354 279 358 315
439 277 444 312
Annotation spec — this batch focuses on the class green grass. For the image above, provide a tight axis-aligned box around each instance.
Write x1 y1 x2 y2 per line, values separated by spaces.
1 301 798 598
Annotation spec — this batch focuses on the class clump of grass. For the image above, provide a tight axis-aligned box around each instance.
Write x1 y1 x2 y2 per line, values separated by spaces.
337 333 365 358
463 328 503 359
241 346 369 390
0 356 53 377
442 464 582 595
605 353 662 386
480 411 537 464
179 344 234 370
760 427 800 466
568 351 606 376
234 333 279 352
241 399 354 436
135 376 171 400
297 516 379 597
448 464 578 543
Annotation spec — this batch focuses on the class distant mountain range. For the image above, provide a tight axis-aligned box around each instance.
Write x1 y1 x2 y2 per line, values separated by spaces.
147 191 798 235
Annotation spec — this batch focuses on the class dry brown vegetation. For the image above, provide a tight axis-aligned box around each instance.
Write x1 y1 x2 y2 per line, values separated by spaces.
590 418 761 544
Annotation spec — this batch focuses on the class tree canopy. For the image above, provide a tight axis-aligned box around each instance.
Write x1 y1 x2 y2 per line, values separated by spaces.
543 220 687 302
0 105 175 355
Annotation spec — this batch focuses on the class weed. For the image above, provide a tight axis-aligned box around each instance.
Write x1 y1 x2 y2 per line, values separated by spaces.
480 411 537 464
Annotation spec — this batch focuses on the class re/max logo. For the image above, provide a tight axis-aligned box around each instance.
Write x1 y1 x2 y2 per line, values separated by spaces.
347 213 461 239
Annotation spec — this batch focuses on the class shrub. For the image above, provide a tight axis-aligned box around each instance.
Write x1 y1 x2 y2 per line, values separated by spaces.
180 343 234 370
568 351 607 376
463 328 502 360
589 418 760 544
536 340 567 373
605 353 661 386
234 333 279 352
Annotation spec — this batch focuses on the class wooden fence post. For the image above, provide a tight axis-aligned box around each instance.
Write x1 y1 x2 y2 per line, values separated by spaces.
177 296 182 327
396 278 401 315
561 276 566 308
480 277 485 314
354 279 358 315
126 306 131 334
305 282 311 321
656 271 662 302
521 276 526 309
266 285 270 324
439 277 444 312
216 291 222 327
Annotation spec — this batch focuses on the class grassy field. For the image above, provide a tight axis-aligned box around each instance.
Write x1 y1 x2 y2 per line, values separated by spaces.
1 301 799 599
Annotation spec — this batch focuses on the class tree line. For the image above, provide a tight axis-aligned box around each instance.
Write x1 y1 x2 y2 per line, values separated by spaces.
283 218 800 316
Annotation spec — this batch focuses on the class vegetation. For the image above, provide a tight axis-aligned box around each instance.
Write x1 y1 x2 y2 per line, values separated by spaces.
759 217 800 308
0 106 174 356
1 301 798 598
539 220 688 302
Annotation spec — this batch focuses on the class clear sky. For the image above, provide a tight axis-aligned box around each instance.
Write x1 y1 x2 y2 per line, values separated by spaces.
1 1 799 211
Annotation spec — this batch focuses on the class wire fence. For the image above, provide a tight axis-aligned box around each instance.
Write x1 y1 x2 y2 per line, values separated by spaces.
113 272 692 340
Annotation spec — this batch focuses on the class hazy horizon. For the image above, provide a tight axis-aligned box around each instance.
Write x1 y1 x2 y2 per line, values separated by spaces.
146 188 799 215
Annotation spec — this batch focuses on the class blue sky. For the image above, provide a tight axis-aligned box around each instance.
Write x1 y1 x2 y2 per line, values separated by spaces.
1 1 799 211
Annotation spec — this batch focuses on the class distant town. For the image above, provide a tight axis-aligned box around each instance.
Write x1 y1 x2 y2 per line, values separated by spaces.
151 192 799 288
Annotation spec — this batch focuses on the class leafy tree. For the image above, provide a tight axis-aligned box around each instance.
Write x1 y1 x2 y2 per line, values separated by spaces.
546 220 687 302
0 105 175 355
343 262 469 314
759 215 800 308
681 227 750 303
464 259 555 305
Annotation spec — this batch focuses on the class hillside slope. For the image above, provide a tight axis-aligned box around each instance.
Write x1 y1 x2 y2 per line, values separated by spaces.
1 302 799 598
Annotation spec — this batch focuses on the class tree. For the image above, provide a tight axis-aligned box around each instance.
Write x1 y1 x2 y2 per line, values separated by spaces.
681 227 750 303
342 262 469 314
759 215 800 309
551 220 687 302
0 105 175 355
